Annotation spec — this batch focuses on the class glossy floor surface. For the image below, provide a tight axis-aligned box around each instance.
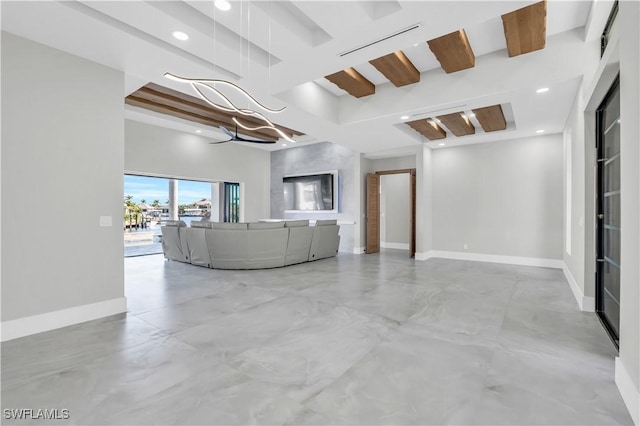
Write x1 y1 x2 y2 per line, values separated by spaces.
2 251 633 425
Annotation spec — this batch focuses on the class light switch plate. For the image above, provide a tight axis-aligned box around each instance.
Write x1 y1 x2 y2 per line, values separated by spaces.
99 216 113 227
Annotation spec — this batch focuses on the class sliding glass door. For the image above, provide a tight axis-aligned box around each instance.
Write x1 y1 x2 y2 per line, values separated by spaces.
596 75 620 348
224 182 240 223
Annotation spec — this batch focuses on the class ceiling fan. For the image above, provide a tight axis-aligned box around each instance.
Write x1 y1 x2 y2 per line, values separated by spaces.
210 125 276 144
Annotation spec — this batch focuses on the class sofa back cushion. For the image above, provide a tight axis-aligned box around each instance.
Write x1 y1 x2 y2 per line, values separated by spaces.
165 220 187 227
248 222 285 230
285 220 309 228
191 221 212 229
210 222 248 230
315 219 337 226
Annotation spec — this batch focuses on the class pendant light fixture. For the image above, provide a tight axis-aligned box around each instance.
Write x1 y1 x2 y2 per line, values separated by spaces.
165 0 295 144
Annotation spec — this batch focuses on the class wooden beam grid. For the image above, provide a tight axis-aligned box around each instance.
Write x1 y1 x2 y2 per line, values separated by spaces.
406 119 447 140
472 104 507 132
427 29 476 73
325 68 375 98
436 112 475 137
501 0 547 57
369 51 420 87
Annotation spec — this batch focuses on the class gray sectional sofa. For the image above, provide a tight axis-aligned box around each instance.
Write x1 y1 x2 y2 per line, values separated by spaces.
160 219 340 269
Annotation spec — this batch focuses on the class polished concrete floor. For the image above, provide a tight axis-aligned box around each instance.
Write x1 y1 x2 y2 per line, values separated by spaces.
1 251 633 425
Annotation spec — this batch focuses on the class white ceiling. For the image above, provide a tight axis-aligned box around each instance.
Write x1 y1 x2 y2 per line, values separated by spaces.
1 0 599 156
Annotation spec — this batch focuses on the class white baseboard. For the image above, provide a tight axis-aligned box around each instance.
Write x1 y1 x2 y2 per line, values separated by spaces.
615 357 640 425
380 242 409 250
1 297 127 342
415 251 430 261
416 250 564 269
562 264 595 312
353 246 366 254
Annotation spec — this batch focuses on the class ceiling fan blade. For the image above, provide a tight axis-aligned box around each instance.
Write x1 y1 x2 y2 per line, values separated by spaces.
234 135 276 144
219 126 234 138
244 139 276 144
216 124 275 144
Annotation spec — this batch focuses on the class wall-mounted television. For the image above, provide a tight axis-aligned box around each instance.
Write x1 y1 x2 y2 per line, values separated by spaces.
283 171 337 212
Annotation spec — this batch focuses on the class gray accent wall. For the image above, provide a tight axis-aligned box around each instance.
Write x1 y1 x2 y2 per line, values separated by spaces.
431 135 564 259
1 33 125 321
271 142 356 252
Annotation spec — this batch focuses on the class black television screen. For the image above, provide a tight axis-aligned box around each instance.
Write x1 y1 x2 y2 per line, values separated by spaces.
283 173 334 211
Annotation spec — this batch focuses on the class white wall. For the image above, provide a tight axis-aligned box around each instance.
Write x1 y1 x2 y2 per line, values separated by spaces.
563 88 589 302
125 120 271 222
617 0 640 415
1 33 125 335
563 2 640 419
416 145 433 258
431 135 564 260
380 174 409 248
369 156 416 171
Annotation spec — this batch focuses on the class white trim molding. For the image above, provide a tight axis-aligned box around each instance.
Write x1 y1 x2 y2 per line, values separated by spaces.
415 250 564 269
415 251 430 261
1 297 127 342
615 357 640 425
380 242 409 250
562 264 596 312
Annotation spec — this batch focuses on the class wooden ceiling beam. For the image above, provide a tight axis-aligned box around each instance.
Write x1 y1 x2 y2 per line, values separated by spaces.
437 112 475 136
325 68 375 98
501 0 547 57
472 105 507 132
427 29 475 73
369 51 420 87
406 119 447 140
125 96 281 141
125 83 303 141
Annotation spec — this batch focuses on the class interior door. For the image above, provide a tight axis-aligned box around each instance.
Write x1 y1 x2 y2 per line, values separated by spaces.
366 173 380 254
596 75 620 348
409 170 416 258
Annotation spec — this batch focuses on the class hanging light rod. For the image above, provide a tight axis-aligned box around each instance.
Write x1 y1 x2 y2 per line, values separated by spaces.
164 73 295 143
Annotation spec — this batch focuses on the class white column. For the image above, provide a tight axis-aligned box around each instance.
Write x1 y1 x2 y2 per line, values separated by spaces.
210 182 220 222
168 179 178 221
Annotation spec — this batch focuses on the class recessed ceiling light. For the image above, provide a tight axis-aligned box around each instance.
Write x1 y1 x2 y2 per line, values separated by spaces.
215 0 231 11
400 115 410 120
438 142 446 146
195 129 202 133
536 87 549 94
536 129 545 134
172 31 189 41
413 43 419 47
281 143 287 147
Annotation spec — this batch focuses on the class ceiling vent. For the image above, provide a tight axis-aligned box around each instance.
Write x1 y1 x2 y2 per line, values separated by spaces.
338 23 422 57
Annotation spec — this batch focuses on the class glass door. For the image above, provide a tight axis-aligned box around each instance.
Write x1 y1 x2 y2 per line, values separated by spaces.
596 75 620 348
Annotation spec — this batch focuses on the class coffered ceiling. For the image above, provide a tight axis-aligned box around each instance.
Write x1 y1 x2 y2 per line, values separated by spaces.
1 0 600 155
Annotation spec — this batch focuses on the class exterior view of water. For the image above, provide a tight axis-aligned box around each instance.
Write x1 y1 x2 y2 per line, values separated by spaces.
124 216 207 257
